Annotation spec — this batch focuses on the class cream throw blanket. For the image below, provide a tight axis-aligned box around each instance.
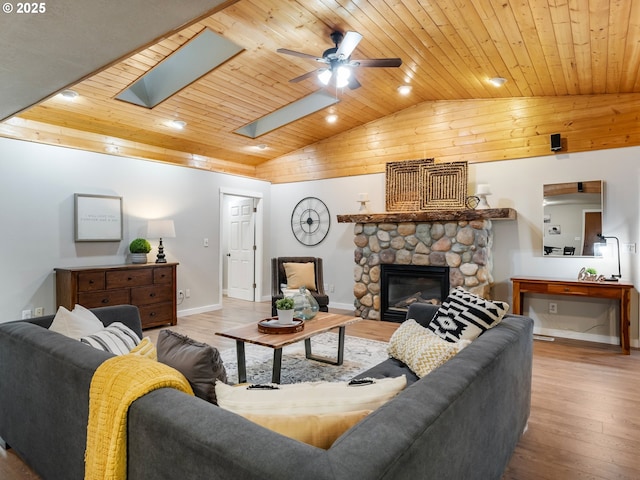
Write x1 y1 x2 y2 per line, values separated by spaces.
84 354 193 480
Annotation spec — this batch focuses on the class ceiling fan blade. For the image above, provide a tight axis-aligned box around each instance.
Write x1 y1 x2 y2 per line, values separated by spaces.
277 48 324 62
350 58 403 68
289 70 319 83
336 31 363 58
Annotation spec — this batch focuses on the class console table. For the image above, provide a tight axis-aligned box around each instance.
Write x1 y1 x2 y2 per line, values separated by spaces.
511 276 633 354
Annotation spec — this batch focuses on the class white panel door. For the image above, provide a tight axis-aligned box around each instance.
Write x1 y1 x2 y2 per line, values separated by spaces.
227 197 255 301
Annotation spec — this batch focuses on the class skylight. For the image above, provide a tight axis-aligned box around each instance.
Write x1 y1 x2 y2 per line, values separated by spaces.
116 28 243 108
234 91 340 139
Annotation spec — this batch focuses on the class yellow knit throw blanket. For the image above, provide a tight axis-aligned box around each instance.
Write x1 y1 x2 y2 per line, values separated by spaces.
84 354 193 480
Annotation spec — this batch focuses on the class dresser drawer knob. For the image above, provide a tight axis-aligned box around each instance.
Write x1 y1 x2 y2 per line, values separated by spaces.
150 312 156 317
89 280 94 284
128 277 133 281
564 288 570 292
101 299 110 304
149 293 156 298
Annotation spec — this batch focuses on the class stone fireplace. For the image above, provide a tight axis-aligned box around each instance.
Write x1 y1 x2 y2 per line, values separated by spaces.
337 209 516 320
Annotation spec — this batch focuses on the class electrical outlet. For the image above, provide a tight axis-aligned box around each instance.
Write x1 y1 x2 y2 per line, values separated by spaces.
21 309 32 320
178 290 184 298
34 307 44 316
203 238 209 247
624 243 636 254
549 302 558 314
185 289 191 298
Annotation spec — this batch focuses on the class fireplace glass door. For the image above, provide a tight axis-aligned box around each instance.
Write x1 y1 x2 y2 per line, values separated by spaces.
380 265 450 322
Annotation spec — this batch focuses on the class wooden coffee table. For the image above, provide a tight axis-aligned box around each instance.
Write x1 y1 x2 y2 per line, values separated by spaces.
215 312 362 383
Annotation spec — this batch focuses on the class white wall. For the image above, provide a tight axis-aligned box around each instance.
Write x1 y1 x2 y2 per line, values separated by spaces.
270 146 640 347
3 136 638 348
0 137 271 321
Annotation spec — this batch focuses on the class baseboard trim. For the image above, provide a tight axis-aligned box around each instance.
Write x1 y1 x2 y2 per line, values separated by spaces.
177 304 222 317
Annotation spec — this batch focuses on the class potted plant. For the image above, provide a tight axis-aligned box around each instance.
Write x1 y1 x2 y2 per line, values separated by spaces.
275 297 294 325
129 238 151 264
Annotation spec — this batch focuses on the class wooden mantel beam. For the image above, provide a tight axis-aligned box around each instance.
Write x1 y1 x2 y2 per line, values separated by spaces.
337 208 517 224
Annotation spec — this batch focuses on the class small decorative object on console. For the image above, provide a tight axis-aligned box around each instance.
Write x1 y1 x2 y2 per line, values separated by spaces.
129 238 151 264
577 267 604 282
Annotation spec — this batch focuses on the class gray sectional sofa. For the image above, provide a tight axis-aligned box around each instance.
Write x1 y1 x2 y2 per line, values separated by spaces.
0 303 533 480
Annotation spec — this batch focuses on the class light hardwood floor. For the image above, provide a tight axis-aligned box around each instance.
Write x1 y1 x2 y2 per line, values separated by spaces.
2 298 639 480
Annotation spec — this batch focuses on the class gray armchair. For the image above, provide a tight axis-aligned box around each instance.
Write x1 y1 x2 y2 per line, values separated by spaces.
271 257 329 316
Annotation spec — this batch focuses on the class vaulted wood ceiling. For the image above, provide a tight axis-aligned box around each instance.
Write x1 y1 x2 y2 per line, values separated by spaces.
3 0 640 181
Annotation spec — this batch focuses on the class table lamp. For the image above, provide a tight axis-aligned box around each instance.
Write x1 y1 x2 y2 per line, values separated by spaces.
147 219 176 263
596 233 621 281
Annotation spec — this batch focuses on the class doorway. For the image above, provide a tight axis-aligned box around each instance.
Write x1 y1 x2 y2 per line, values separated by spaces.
220 189 263 303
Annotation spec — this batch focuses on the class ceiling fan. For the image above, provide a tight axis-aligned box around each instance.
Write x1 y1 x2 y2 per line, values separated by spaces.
277 31 402 90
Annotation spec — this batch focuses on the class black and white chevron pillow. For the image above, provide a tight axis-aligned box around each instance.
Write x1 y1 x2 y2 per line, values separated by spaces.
427 287 509 343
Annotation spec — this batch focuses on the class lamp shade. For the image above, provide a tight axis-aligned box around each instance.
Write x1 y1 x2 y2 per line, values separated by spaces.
147 219 175 239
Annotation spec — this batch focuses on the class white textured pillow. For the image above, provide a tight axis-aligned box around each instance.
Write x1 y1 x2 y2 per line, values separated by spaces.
388 319 470 378
49 304 104 339
80 322 141 355
215 376 406 416
427 287 509 342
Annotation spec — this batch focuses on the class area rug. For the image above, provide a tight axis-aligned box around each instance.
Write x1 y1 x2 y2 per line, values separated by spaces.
220 332 390 385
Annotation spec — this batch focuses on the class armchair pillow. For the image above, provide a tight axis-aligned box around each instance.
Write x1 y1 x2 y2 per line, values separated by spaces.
283 262 317 291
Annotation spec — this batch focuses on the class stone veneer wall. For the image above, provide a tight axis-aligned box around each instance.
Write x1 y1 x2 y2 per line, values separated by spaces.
353 219 495 320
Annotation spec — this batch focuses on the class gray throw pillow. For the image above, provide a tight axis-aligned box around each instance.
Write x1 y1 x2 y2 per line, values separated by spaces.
157 330 228 405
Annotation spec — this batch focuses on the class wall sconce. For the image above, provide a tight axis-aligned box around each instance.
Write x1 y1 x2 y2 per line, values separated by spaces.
147 219 176 263
596 234 621 281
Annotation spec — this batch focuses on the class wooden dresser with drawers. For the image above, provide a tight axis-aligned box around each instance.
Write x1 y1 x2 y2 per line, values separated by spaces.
55 263 178 329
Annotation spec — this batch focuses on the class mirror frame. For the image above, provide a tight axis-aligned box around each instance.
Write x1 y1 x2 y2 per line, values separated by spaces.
542 180 603 258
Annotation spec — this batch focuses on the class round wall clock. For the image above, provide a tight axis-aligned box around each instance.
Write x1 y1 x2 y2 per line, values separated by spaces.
291 196 331 246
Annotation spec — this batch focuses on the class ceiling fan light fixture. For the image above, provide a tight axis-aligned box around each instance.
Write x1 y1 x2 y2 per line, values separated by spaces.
170 119 186 130
318 69 332 85
489 77 507 87
335 66 351 88
397 85 412 95
326 114 338 124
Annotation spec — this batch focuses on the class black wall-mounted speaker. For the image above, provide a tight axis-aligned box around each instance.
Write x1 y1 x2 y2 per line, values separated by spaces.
550 133 562 151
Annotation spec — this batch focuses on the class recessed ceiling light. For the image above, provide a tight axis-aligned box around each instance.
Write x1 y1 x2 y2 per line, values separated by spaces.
326 114 338 124
256 144 267 150
59 89 78 100
397 85 412 95
489 77 507 87
170 120 186 130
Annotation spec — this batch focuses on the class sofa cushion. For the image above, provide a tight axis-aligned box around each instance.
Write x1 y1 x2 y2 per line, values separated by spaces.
427 287 509 342
388 319 470 377
49 304 104 339
80 322 141 355
156 330 227 405
283 262 317 291
242 410 371 449
215 375 406 416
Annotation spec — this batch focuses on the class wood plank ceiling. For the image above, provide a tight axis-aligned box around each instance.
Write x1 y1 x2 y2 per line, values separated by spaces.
4 0 640 181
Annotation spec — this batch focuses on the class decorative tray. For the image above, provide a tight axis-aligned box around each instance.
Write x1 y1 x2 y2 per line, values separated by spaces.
258 317 304 334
